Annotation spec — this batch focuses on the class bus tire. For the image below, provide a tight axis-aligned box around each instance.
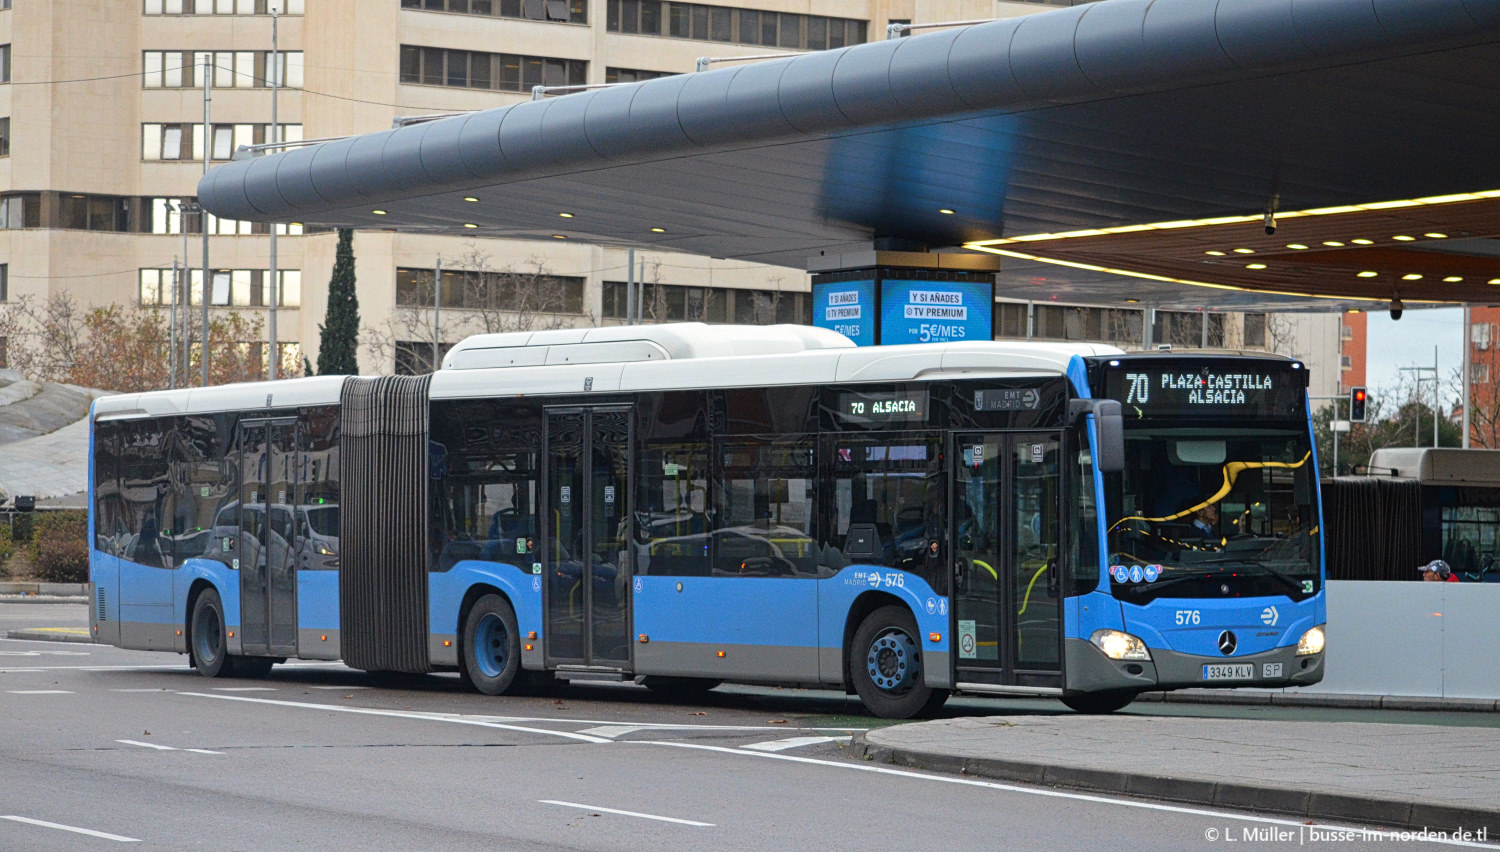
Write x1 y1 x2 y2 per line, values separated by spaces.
459 594 522 696
189 588 233 678
850 605 948 719
1060 690 1136 714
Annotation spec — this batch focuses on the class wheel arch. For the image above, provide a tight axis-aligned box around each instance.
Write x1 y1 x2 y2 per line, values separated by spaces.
841 590 910 694
183 577 222 655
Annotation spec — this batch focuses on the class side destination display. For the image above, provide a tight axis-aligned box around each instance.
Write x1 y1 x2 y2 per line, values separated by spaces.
1102 363 1304 419
836 390 929 424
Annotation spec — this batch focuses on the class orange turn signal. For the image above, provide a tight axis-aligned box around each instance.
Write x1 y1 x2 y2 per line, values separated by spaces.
524 644 534 651
716 651 726 658
638 634 649 643
930 633 941 643
527 631 537 640
442 640 451 647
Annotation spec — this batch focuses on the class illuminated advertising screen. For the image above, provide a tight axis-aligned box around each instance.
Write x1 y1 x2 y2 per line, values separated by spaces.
811 279 876 345
878 279 994 345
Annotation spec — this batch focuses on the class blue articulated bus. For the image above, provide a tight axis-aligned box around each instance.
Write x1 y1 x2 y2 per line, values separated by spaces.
89 323 1325 717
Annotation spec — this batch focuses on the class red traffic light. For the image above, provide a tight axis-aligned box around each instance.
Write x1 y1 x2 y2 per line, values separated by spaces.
1350 387 1368 422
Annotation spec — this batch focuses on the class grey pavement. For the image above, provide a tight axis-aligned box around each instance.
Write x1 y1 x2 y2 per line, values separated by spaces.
857 714 1500 835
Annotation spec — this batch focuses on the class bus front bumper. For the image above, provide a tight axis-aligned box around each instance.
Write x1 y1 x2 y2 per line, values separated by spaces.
1063 637 1325 694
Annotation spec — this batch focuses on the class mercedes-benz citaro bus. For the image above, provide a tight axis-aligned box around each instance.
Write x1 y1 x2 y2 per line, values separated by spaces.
89 323 1325 717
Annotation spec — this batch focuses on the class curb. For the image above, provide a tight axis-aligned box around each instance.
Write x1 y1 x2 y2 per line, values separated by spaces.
5 628 94 644
0 595 89 605
0 583 89 596
1137 689 1500 713
852 734 1500 835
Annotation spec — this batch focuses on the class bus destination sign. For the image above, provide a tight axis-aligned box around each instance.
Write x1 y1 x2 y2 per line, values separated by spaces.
837 390 929 424
1104 365 1300 418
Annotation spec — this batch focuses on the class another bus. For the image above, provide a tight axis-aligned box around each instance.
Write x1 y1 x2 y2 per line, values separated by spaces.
1324 447 1500 582
89 323 1325 717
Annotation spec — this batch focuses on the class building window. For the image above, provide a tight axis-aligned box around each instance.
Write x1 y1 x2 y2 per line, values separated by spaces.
1154 310 1224 348
143 0 305 15
396 267 584 313
606 2 867 49
395 341 454 375
143 122 301 162
0 45 10 83
0 117 8 157
399 45 586 92
604 67 674 84
142 50 303 89
1033 304 1142 344
1244 312 1267 348
0 264 7 302
601 281 806 325
0 194 40 229
399 0 586 25
140 268 301 308
1473 363 1491 385
58 194 131 232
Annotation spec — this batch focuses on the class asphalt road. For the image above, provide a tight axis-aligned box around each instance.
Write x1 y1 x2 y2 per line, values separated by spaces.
0 604 1490 850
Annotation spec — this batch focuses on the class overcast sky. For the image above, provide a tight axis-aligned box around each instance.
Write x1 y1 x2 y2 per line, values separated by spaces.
1365 307 1461 410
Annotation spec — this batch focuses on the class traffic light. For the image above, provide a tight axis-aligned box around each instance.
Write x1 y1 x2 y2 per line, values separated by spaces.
1349 386 1368 422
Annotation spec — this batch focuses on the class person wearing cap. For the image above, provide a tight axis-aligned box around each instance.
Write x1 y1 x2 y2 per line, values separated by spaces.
1419 559 1460 582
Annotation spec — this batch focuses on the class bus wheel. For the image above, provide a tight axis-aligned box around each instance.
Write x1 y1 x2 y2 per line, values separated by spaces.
1060 690 1136 714
459 594 522 696
851 605 949 719
189 589 232 678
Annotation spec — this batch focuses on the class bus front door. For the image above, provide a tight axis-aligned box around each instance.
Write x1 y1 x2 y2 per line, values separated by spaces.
952 433 1062 688
237 418 298 657
544 407 632 670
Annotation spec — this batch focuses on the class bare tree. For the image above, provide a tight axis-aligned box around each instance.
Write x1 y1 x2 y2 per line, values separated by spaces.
0 294 285 391
364 247 595 373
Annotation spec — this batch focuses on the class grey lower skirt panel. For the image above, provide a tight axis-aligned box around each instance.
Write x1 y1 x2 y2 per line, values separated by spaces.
635 640 828 684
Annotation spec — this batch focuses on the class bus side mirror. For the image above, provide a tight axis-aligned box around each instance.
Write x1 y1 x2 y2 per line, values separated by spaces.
1069 399 1124 474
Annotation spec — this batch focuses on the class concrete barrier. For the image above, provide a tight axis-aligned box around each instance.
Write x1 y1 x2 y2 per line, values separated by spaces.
1297 581 1500 700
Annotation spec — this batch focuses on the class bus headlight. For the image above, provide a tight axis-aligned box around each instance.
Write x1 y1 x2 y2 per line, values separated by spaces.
1090 629 1151 661
1296 625 1325 656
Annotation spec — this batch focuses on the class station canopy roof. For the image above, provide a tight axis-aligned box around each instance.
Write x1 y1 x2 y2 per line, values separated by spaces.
199 0 1500 311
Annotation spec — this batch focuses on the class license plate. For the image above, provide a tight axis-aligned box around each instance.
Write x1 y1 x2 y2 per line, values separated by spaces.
1202 663 1254 681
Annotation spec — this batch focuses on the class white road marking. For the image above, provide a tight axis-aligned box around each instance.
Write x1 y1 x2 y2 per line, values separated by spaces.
741 736 845 752
0 650 90 657
634 741 1500 850
0 815 140 843
111 689 170 693
116 739 224 755
577 725 646 738
179 692 615 744
6 690 73 695
540 800 713 827
210 687 277 692
116 739 174 751
307 685 370 690
0 660 342 674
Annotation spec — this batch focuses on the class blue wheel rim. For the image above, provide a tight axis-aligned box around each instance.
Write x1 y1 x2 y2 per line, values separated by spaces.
866 628 920 694
474 613 509 679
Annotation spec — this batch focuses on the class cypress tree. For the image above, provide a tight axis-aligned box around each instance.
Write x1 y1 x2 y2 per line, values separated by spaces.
316 228 360 375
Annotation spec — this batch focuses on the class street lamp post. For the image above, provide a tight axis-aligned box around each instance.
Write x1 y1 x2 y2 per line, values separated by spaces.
267 2 280 381
1399 346 1440 448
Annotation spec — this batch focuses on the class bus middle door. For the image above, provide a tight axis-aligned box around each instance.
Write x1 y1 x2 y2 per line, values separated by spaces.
951 432 1062 689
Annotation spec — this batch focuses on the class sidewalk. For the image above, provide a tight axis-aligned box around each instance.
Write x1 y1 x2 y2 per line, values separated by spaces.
856 715 1500 834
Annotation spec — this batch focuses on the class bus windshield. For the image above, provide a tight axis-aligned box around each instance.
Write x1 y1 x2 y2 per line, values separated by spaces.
1105 425 1319 603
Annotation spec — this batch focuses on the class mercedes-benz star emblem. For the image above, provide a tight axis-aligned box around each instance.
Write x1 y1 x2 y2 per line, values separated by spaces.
1218 631 1238 656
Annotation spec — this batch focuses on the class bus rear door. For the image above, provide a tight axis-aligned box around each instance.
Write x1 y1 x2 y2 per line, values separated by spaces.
951 432 1062 689
544 407 633 671
236 418 298 657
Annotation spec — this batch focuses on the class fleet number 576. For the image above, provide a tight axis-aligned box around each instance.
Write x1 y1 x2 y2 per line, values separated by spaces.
1175 610 1201 626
